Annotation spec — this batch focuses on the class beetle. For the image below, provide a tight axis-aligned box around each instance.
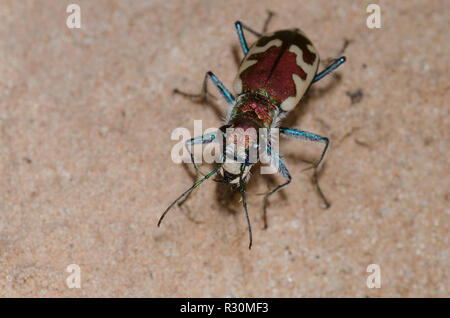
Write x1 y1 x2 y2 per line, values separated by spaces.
158 14 346 249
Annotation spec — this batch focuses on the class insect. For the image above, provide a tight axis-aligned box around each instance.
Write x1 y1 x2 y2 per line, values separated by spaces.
158 14 346 249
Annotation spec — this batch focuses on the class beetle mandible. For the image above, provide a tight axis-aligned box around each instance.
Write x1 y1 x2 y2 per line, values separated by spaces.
158 14 346 249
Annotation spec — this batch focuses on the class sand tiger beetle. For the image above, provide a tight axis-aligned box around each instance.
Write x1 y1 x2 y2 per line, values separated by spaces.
158 13 346 249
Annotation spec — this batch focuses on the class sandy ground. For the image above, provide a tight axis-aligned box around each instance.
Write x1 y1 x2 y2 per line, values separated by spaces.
0 0 448 297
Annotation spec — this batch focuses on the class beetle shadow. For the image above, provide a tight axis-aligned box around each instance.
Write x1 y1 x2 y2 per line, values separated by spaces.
177 162 242 218
172 88 225 121
177 159 288 226
210 165 293 234
232 45 243 69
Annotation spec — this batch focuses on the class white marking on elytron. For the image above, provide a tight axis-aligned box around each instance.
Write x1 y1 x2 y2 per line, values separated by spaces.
240 39 282 74
233 38 282 94
280 43 319 111
233 78 242 95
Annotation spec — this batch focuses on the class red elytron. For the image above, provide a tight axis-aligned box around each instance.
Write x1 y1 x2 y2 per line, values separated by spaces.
236 30 319 110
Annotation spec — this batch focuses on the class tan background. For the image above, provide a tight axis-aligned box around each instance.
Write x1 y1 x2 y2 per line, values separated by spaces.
0 0 448 297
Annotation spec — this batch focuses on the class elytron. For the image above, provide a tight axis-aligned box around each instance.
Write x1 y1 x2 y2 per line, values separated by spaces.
158 14 346 249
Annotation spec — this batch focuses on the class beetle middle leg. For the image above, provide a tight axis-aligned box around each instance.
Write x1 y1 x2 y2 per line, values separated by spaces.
279 127 331 209
174 71 235 105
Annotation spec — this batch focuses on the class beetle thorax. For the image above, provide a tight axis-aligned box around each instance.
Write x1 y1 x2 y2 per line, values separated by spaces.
219 94 276 184
228 93 278 129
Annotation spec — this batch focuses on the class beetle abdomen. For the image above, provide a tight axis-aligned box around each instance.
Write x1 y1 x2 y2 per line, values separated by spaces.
233 29 320 112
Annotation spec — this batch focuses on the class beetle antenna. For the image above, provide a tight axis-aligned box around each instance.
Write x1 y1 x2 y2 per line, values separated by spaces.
158 164 222 227
239 163 253 249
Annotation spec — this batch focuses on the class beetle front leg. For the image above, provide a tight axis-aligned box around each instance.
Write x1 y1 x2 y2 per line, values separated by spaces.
174 71 235 105
178 133 218 208
185 133 217 176
279 127 331 208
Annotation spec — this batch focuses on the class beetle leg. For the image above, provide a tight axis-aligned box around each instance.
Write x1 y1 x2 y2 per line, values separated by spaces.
279 127 331 208
158 162 223 227
174 71 235 105
263 144 292 229
235 11 275 54
234 22 249 55
262 10 275 33
234 22 258 55
239 163 253 249
312 56 346 83
176 133 218 208
185 133 217 177
280 128 329 169
313 39 350 83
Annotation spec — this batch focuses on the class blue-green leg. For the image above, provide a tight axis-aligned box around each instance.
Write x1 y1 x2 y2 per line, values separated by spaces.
280 127 331 208
178 133 218 208
158 162 223 227
263 144 292 229
313 56 346 83
185 133 217 176
235 11 274 55
174 71 235 105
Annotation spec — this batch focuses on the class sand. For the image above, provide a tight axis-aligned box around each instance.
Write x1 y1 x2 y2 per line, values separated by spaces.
0 0 448 297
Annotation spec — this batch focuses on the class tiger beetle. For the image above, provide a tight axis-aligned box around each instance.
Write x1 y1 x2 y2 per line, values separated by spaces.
158 13 346 249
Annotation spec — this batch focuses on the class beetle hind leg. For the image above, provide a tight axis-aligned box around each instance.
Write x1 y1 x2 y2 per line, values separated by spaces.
312 169 330 209
262 10 275 33
235 11 275 55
